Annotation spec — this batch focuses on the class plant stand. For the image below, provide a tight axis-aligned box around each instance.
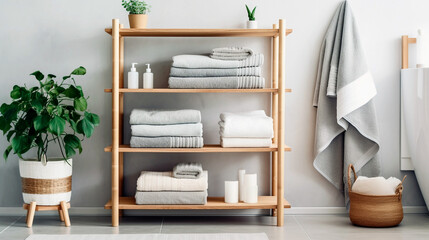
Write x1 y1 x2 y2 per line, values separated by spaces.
23 201 71 227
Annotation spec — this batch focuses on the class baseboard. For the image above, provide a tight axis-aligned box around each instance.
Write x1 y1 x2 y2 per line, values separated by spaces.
1 206 427 217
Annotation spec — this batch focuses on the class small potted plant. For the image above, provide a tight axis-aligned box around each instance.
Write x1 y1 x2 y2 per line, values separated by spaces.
245 5 257 29
0 67 99 206
122 0 151 29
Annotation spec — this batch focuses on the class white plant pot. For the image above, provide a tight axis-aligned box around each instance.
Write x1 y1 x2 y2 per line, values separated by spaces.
247 20 258 29
19 158 72 206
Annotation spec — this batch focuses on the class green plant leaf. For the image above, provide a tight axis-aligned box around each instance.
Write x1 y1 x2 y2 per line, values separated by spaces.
64 134 81 149
1 103 19 122
77 118 94 137
246 4 251 18
10 86 21 99
71 66 86 75
11 135 32 154
35 135 44 149
33 114 50 131
3 145 12 160
62 85 81 98
30 71 44 81
251 6 256 18
85 112 100 126
64 144 76 158
6 130 15 141
49 116 66 136
74 97 87 111
68 119 77 132
31 98 43 113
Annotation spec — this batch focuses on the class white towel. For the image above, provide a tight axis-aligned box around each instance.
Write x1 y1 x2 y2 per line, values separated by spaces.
221 137 272 147
352 176 402 196
172 54 264 69
136 171 208 192
219 111 273 138
130 109 201 125
131 123 203 137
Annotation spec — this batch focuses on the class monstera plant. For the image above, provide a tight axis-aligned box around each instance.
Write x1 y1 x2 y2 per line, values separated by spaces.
0 66 99 206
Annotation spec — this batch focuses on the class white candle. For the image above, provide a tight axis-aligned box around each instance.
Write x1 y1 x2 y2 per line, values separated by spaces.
238 169 246 202
245 185 258 203
244 173 257 187
224 181 239 203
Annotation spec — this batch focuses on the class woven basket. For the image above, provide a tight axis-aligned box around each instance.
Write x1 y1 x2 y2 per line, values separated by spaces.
348 164 406 227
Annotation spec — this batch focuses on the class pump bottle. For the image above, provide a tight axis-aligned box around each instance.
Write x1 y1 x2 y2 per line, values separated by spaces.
128 63 139 89
143 64 153 89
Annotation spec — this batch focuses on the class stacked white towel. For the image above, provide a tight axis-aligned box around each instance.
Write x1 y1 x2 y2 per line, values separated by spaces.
219 110 274 147
130 109 204 148
135 171 208 205
168 47 265 89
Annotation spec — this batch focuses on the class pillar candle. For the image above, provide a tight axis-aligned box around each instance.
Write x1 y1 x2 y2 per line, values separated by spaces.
245 185 258 203
238 169 246 202
224 181 239 203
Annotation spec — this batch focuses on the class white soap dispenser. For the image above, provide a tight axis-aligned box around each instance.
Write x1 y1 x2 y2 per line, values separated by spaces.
143 64 153 89
128 63 139 89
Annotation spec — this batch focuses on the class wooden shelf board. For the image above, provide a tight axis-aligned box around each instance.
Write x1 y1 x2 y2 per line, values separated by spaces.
104 28 293 37
104 144 291 153
104 88 292 93
104 196 291 210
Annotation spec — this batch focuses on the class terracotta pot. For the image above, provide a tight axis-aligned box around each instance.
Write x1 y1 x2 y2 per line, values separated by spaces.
19 158 72 206
129 14 148 29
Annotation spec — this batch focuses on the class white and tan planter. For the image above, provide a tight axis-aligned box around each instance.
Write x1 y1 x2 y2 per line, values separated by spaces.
128 14 148 28
19 158 72 206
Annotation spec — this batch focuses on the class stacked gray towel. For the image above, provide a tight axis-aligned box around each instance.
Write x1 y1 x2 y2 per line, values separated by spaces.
130 109 204 148
168 48 265 89
135 163 207 205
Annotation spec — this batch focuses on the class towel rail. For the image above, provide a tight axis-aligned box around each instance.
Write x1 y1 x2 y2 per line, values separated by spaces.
402 35 416 69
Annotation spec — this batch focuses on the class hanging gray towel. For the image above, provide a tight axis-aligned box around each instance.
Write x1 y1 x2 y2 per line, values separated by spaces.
312 1 380 207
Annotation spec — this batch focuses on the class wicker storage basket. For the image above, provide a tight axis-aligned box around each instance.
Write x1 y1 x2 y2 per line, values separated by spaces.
348 164 406 227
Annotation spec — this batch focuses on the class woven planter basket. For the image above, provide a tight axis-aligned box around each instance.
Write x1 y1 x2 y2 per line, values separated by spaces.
348 164 406 227
19 159 72 206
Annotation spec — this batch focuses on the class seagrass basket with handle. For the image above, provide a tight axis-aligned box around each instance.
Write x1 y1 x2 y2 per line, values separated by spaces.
348 164 406 227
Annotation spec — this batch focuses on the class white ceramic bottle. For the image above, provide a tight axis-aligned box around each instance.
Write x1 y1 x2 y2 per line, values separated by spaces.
128 63 139 89
143 64 153 89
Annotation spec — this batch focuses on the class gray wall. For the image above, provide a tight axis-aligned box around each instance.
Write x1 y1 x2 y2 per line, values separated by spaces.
0 0 426 209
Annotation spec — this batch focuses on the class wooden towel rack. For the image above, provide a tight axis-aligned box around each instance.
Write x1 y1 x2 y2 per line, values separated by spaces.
402 35 416 69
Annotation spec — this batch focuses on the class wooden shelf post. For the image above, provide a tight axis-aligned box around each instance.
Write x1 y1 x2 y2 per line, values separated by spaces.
271 23 279 217
277 19 286 227
111 19 120 227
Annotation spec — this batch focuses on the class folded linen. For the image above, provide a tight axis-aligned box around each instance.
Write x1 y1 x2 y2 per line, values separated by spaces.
135 190 208 205
131 123 203 137
221 137 272 147
170 67 261 77
219 111 273 138
172 54 264 69
352 176 402 196
136 171 208 191
130 136 204 148
210 47 254 61
130 109 201 125
173 162 203 179
169 76 265 89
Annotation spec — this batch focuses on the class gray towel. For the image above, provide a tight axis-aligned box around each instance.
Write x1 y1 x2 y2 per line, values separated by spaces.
131 123 203 137
312 1 380 207
130 136 204 148
172 54 264 69
173 162 203 179
169 76 265 89
130 109 201 125
211 47 254 60
135 190 207 205
170 67 261 77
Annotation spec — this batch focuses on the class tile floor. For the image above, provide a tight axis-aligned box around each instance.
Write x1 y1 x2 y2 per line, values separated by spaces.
0 214 428 240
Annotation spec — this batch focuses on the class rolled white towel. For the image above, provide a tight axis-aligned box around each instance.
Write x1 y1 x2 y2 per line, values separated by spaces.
219 110 273 138
352 176 402 196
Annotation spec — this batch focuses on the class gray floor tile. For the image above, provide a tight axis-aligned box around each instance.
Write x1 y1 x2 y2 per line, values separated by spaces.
161 216 310 240
0 216 21 233
295 214 429 237
0 216 162 240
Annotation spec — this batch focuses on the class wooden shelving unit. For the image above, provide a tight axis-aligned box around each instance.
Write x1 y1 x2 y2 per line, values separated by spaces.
105 19 292 227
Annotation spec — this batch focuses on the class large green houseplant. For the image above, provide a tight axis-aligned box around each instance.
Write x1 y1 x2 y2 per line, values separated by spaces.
0 66 99 205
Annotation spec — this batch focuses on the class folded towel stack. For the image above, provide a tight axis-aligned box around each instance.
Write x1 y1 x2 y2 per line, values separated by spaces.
219 110 274 147
168 47 265 89
130 109 204 148
135 163 208 205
